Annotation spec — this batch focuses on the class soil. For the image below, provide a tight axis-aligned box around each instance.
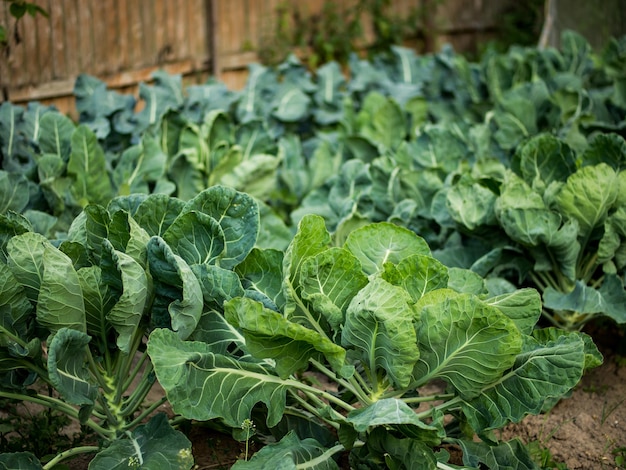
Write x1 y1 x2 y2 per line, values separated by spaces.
3 330 625 470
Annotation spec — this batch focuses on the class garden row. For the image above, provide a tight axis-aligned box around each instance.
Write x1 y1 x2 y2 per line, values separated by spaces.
0 30 624 469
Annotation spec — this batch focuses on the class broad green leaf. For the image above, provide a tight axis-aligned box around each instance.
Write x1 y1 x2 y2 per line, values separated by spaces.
255 200 293 251
412 290 522 399
0 171 30 213
532 327 603 371
67 125 113 206
47 328 97 406
191 264 244 308
236 248 285 309
344 222 430 275
78 266 115 341
113 136 166 195
454 439 538 470
581 133 626 171
88 413 194 470
446 179 497 231
460 333 584 433
300 247 368 331
37 244 86 334
347 398 439 435
135 193 186 237
100 241 149 353
382 253 449 303
543 281 605 314
412 125 468 173
218 153 281 200
597 274 626 323
38 112 75 160
225 297 352 379
554 163 619 239
163 210 225 266
353 429 439 470
272 85 311 122
6 232 48 303
515 133 576 190
0 452 43 469
147 237 203 340
447 267 487 296
342 276 419 389
190 310 247 355
0 264 32 339
283 215 332 306
356 93 406 151
148 328 288 427
134 71 184 131
483 288 542 335
183 186 259 269
231 430 338 470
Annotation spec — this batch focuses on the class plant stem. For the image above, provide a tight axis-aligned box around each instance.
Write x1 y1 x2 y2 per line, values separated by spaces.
125 396 168 429
309 358 372 405
295 444 345 469
401 393 455 404
42 446 100 470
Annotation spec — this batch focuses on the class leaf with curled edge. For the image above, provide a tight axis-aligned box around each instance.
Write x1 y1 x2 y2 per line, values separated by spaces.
412 289 522 399
148 328 288 428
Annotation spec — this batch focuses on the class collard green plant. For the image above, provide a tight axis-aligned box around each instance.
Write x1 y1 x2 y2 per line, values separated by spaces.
148 215 599 468
0 185 260 468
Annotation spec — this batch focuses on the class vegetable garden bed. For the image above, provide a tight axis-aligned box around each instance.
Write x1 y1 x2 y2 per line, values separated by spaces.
0 29 625 469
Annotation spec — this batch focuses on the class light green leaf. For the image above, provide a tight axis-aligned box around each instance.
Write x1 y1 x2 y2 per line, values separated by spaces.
235 248 285 310
342 276 419 389
38 112 75 160
47 328 97 406
231 430 338 470
148 328 288 427
483 288 542 335
67 125 113 206
347 398 439 434
0 171 30 213
100 240 149 353
135 193 186 237
113 136 166 195
225 297 352 379
147 237 203 340
447 268 487 296
446 179 497 231
88 413 194 470
163 210 225 266
0 263 32 338
356 93 406 151
413 289 522 399
554 163 619 239
191 264 244 308
78 266 114 342
515 133 576 190
183 186 259 269
381 253 449 303
300 247 368 331
344 222 430 275
37 244 86 334
460 333 584 433
272 85 311 122
6 232 48 303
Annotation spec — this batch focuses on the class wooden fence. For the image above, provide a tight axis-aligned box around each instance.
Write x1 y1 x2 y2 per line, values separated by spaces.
0 0 521 116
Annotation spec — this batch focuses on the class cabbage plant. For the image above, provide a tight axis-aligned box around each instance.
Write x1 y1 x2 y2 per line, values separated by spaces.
0 185 259 469
148 215 599 469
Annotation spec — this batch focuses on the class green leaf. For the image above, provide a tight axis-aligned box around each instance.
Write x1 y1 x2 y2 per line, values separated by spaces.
381 253 449 303
460 333 584 433
347 398 439 435
6 232 48 304
483 288 542 335
147 237 203 340
446 179 497 230
88 413 194 470
225 297 352 379
236 248 285 310
342 276 419 389
163 210 225 266
38 112 75 160
113 136 167 195
454 438 539 470
78 266 114 342
300 247 368 331
272 85 311 122
515 133 576 190
67 125 113 206
148 328 288 427
231 430 339 470
37 244 86 334
134 193 185 237
100 240 149 353
0 264 32 339
191 264 244 308
356 93 406 151
413 289 522 399
47 328 97 406
554 163 619 239
344 222 430 275
183 186 259 269
0 171 30 213
0 452 43 469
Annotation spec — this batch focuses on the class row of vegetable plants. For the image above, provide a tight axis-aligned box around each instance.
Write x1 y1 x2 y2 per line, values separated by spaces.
0 29 624 468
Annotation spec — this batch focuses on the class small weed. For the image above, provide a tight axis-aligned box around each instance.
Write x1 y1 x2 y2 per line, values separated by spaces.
527 440 570 469
601 398 625 425
613 446 626 468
